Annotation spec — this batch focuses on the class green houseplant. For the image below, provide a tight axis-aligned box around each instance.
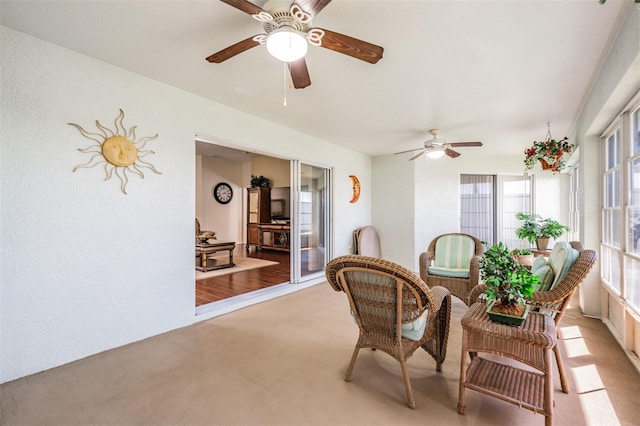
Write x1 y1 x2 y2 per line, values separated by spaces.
515 212 570 251
479 242 539 325
250 175 271 188
512 248 534 267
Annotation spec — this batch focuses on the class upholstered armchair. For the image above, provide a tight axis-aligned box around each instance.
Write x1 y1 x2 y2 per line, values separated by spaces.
419 233 484 305
326 255 451 409
195 218 216 244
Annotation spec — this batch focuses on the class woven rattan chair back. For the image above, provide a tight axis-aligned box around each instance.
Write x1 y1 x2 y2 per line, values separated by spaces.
326 255 451 409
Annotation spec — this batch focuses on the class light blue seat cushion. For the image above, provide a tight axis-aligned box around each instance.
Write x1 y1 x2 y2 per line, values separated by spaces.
349 310 429 341
400 310 429 341
427 266 470 278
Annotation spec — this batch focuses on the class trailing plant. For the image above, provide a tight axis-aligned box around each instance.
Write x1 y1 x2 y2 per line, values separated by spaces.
515 212 570 244
250 175 271 188
479 242 538 310
512 248 533 255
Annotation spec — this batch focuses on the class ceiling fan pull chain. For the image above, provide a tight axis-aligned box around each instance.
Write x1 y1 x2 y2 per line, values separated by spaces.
283 62 288 107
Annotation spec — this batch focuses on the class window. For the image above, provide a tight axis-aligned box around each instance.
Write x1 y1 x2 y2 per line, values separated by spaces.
460 174 533 248
602 128 622 293
626 107 640 308
601 103 640 311
569 167 580 243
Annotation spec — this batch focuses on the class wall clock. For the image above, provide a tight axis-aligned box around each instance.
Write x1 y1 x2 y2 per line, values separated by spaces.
213 182 233 204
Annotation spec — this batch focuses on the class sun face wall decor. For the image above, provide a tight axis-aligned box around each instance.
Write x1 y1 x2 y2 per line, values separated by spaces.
69 109 161 194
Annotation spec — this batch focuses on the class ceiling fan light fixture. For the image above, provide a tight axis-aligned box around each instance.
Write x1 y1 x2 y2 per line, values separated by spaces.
426 148 446 159
266 26 308 62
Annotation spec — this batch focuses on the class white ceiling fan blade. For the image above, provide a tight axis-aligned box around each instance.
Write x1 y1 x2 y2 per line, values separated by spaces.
394 147 425 155
409 150 427 161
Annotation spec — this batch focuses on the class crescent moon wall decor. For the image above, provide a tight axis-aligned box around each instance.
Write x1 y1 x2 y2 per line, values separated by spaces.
69 109 162 195
349 175 360 203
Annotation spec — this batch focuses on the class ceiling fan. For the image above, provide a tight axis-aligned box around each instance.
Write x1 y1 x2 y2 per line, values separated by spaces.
206 0 384 89
394 129 483 160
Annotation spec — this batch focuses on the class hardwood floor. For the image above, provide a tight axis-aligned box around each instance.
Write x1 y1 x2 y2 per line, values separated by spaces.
195 246 291 306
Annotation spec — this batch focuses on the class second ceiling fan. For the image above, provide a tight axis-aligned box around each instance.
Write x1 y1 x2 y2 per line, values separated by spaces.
394 129 483 160
206 0 384 89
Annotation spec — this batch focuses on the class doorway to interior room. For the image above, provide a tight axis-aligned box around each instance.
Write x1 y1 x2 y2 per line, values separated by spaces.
195 246 289 305
194 140 331 307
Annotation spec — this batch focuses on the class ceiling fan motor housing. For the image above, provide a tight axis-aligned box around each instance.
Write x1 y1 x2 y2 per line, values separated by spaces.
261 2 311 34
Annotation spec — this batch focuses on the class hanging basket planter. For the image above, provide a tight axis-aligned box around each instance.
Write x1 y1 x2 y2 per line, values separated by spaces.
539 159 559 171
524 124 575 174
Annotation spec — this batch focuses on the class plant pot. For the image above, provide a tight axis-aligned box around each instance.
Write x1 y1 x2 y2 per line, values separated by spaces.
536 237 550 251
515 254 534 267
539 159 560 171
486 301 531 326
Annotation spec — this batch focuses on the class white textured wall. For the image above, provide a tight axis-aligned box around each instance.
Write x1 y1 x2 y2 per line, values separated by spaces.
0 26 371 383
371 155 415 269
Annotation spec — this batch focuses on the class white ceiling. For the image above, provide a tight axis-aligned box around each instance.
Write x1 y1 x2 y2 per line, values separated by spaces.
0 0 631 159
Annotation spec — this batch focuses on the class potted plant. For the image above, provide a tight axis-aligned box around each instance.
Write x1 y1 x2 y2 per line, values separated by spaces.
523 135 575 173
515 212 570 251
479 242 539 325
250 175 271 188
512 248 534 267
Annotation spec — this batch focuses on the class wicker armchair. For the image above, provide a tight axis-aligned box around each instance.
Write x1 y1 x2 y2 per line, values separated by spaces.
419 233 484 305
325 255 451 409
466 241 597 393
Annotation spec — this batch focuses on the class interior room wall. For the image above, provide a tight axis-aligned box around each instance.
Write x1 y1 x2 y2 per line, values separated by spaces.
0 26 372 383
251 155 290 188
198 155 244 243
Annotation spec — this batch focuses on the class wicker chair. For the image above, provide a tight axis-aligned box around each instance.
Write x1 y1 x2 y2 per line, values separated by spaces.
325 255 452 409
419 233 484 305
460 242 597 425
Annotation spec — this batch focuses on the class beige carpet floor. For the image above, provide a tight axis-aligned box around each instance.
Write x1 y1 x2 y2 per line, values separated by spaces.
2 283 639 425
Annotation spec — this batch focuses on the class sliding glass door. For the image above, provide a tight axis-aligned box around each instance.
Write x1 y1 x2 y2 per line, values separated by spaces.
290 161 331 283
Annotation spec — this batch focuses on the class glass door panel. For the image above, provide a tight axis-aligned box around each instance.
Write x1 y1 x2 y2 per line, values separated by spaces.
291 162 330 283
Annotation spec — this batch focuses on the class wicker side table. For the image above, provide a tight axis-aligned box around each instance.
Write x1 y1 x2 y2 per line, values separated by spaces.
458 303 557 426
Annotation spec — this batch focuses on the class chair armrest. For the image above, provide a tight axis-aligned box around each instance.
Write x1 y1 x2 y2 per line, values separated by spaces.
419 251 435 281
429 285 451 312
467 283 488 306
469 255 482 286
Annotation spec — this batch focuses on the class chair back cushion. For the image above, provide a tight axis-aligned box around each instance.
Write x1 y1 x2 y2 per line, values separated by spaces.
545 241 579 291
532 264 555 291
433 234 476 269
